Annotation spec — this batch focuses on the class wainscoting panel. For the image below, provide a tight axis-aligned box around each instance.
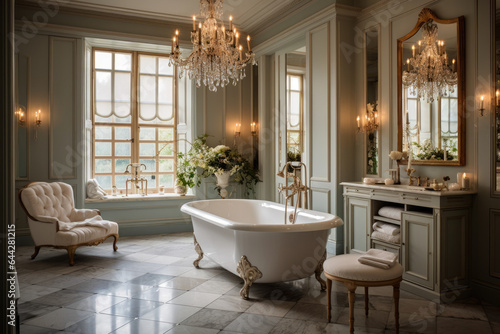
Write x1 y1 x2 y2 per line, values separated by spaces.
310 187 331 213
49 36 77 179
490 210 500 279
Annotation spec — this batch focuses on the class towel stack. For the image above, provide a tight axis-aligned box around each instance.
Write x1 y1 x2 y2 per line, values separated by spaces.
358 248 398 269
371 206 402 245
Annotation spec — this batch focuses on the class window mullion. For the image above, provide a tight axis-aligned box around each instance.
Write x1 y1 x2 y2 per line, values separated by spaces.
132 51 139 165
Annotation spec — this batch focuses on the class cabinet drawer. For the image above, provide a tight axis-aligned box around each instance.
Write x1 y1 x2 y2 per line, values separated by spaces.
344 187 372 197
372 240 401 263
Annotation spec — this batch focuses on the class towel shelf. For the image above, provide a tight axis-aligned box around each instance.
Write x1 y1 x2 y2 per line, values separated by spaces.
342 182 474 302
373 215 400 226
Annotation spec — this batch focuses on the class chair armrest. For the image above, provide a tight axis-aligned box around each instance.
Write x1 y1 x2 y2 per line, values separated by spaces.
35 215 59 224
70 208 101 221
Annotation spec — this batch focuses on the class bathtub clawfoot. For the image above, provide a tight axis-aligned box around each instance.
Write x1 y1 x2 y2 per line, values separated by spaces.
314 250 327 291
237 255 262 299
193 234 204 268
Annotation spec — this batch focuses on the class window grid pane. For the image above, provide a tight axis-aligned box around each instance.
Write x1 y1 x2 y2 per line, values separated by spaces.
93 49 176 194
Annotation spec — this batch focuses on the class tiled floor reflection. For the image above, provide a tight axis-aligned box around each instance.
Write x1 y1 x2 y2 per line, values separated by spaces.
16 232 500 333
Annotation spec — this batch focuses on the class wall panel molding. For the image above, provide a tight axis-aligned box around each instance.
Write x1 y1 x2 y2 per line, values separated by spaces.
490 210 500 279
308 22 331 183
49 36 77 179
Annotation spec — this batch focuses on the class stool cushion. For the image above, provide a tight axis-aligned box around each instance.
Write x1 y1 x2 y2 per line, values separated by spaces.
323 254 403 282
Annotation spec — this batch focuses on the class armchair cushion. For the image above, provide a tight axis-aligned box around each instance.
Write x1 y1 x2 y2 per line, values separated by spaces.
21 182 76 222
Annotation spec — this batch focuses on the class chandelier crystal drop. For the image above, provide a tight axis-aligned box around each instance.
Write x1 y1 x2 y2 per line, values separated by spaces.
169 0 256 92
402 20 458 102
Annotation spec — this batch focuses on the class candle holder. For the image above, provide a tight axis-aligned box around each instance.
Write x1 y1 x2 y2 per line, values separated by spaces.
15 107 26 127
35 110 42 127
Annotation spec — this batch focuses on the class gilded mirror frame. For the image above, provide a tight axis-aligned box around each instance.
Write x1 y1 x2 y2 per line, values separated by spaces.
397 8 465 165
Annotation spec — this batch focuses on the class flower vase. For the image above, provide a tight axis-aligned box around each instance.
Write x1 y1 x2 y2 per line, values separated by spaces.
216 171 231 199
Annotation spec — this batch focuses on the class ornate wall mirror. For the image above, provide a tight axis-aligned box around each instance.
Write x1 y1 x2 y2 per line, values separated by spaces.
365 26 380 176
397 8 465 165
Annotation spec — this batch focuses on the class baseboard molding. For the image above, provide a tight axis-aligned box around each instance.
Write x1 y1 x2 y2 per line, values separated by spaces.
470 279 500 306
16 219 194 246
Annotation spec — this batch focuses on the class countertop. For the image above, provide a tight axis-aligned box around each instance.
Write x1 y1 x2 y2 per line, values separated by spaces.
340 182 477 197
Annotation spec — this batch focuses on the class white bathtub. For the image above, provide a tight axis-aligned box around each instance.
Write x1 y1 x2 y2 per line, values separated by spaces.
181 199 343 298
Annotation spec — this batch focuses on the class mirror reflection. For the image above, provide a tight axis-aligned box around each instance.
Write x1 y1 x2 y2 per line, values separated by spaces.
365 28 379 175
398 9 464 165
496 1 500 191
285 48 306 166
16 54 29 180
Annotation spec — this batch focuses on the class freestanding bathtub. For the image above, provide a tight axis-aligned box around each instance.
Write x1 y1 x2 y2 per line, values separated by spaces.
181 199 343 299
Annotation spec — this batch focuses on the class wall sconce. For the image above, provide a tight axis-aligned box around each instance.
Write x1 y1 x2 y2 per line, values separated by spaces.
35 109 42 127
479 95 485 117
234 123 241 137
15 107 26 127
356 107 379 133
250 122 257 136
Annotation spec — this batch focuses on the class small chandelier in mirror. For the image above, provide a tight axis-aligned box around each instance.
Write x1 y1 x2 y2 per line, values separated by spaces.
169 0 256 92
402 20 457 102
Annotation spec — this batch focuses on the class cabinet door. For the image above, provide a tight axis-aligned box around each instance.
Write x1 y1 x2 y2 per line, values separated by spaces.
346 197 371 254
401 212 434 290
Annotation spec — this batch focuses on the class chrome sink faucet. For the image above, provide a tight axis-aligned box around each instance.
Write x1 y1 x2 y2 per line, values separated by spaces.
277 162 309 224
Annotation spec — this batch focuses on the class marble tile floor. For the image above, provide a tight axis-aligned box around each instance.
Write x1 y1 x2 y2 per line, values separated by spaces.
15 232 500 334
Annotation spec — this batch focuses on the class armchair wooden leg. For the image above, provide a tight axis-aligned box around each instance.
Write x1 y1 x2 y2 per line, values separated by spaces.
31 246 40 260
394 282 400 334
112 234 118 251
327 278 332 322
67 246 77 266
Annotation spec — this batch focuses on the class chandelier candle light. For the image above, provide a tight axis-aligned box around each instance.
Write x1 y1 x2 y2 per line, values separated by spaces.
169 0 256 92
402 20 458 102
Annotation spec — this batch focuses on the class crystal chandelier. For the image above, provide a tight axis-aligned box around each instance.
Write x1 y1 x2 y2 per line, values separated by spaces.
402 20 457 102
169 0 256 92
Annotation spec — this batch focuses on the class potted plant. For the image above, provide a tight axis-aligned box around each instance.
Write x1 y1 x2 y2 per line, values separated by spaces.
175 135 260 198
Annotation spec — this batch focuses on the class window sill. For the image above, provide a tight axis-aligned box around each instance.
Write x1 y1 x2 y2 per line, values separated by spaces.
85 193 195 203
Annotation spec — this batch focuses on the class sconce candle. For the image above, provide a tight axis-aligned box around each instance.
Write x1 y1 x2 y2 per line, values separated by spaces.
479 95 485 116
234 123 241 136
35 109 41 126
250 122 256 135
193 16 196 31
356 116 360 129
496 90 499 106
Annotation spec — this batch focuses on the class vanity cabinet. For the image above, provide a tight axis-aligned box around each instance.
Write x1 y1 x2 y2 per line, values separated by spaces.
342 182 475 301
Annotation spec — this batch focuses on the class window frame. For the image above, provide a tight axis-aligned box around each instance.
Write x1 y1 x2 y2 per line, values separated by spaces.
91 48 178 194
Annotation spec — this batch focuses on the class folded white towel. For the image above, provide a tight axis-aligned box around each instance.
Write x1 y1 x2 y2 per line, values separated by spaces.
358 249 398 269
373 221 400 236
58 216 112 232
358 257 392 269
378 206 403 221
371 231 401 244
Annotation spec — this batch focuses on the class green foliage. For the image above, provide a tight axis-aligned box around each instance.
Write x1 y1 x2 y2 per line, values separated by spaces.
412 139 456 161
176 135 261 197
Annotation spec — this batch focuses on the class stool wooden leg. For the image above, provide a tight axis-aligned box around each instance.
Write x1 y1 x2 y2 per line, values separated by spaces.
364 286 369 316
345 282 356 334
393 282 400 334
327 278 332 322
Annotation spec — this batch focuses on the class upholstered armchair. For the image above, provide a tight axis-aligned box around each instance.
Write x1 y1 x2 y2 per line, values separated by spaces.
19 182 119 266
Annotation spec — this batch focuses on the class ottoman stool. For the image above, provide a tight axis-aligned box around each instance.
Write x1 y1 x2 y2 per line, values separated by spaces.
323 253 403 333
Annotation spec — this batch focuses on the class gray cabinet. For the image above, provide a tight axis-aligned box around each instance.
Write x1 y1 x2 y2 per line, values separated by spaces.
345 197 371 254
401 212 434 290
342 182 474 301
